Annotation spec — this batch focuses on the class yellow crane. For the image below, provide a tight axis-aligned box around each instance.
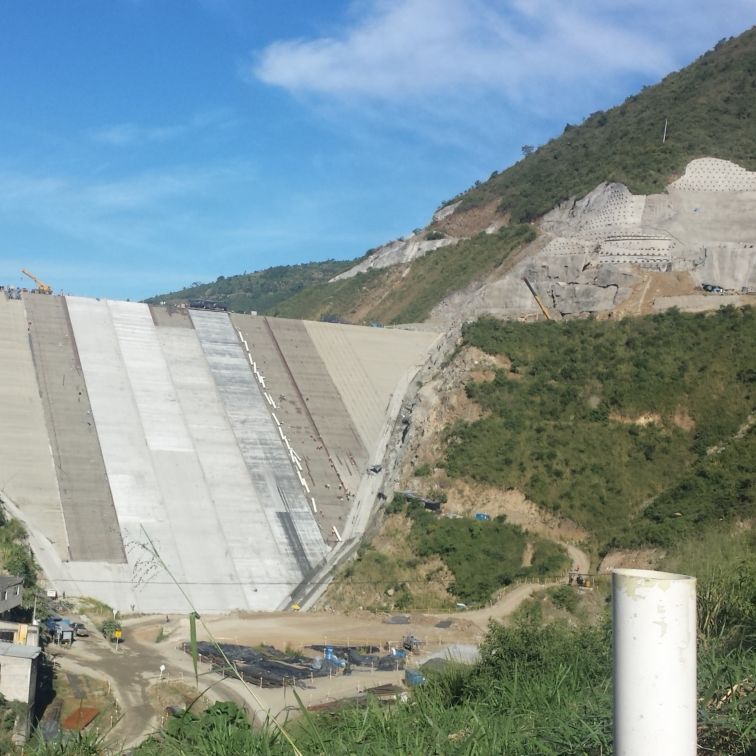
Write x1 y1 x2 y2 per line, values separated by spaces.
523 277 552 320
20 269 53 295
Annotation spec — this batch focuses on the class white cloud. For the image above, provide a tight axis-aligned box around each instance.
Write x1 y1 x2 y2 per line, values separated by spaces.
0 162 252 252
91 123 183 146
254 0 752 105
90 109 238 146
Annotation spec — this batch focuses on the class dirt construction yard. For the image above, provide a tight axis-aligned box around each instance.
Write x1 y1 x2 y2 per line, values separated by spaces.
44 587 554 750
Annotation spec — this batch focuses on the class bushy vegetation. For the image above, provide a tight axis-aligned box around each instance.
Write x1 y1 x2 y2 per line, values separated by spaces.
99 618 123 642
445 307 755 544
146 259 355 314
0 695 24 755
612 424 755 549
271 266 391 322
0 509 38 605
547 584 580 614
136 702 263 755
390 497 569 605
455 31 756 222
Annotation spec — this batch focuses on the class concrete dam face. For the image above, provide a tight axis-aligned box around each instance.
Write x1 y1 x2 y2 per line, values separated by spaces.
0 294 440 612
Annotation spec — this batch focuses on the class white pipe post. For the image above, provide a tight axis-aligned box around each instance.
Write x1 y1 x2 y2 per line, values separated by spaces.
612 568 697 756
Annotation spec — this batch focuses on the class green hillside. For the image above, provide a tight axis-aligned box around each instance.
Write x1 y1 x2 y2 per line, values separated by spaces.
149 29 756 324
145 258 354 313
454 29 756 222
274 224 535 323
327 307 754 614
267 29 756 323
444 307 755 547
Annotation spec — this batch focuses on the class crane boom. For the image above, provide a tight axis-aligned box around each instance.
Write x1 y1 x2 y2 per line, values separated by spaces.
523 277 551 320
20 269 53 295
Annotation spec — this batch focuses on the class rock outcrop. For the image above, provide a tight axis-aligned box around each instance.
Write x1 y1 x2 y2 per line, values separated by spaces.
429 158 756 324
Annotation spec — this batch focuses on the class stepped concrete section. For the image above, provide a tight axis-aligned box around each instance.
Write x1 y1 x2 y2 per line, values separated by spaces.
66 297 188 609
107 300 246 610
190 310 328 582
156 323 287 609
266 317 368 493
0 296 68 560
2 295 440 612
303 321 442 456
62 298 308 612
230 315 351 544
24 294 125 563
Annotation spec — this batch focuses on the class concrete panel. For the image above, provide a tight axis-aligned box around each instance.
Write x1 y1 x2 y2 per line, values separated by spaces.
66 297 188 608
190 311 328 582
303 321 442 456
265 317 369 491
24 294 124 563
156 325 293 609
231 314 357 540
108 301 249 611
0 296 67 559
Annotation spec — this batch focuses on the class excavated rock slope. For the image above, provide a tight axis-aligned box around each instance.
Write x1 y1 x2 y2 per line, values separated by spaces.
429 158 756 325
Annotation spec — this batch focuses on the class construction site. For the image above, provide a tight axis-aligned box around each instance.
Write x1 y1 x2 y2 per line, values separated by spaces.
0 289 442 614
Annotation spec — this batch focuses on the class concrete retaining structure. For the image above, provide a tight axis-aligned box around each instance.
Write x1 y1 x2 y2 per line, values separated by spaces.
24 294 125 563
230 314 352 545
432 158 756 324
0 295 440 612
190 311 328 586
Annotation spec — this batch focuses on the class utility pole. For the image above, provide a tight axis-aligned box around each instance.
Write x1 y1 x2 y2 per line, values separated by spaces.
662 118 668 143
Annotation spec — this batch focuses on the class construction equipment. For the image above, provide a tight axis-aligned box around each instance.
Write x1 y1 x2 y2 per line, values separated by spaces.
523 277 551 320
402 635 424 652
20 269 53 294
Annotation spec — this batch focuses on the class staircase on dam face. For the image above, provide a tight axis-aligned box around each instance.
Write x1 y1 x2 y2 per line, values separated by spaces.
232 314 366 544
24 294 126 563
190 310 329 576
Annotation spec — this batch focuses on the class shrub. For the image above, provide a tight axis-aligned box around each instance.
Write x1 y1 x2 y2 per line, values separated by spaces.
548 585 579 613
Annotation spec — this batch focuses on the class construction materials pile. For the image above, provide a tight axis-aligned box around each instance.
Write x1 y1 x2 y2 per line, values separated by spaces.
183 641 407 688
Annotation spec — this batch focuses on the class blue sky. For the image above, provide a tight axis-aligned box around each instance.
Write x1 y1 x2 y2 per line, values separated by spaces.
1 1 753 300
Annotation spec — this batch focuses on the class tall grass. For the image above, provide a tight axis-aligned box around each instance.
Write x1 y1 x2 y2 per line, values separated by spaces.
25 535 755 754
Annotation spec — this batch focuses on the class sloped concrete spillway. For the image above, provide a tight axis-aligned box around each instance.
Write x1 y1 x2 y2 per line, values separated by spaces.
0 295 440 613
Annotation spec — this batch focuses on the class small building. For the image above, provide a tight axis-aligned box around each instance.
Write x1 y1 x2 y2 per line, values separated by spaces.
0 576 23 616
0 641 41 744
0 619 40 745
0 642 40 704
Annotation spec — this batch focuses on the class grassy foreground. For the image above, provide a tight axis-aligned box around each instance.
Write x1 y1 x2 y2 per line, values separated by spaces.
26 528 755 755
